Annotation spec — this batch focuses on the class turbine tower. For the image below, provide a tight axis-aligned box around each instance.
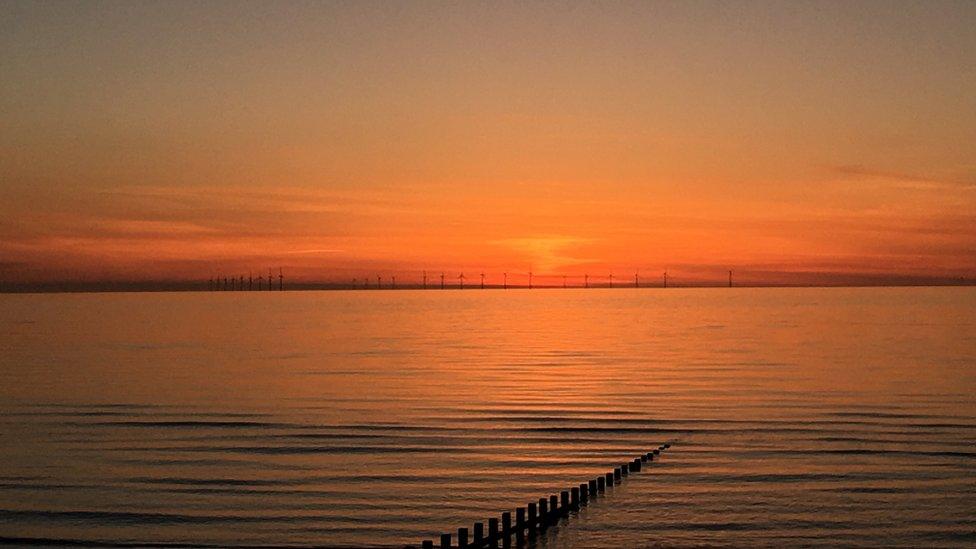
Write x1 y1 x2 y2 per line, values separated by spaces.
440 272 445 289
480 273 485 289
503 272 507 289
423 270 427 290
278 268 283 291
459 272 465 290
609 272 613 288
528 271 533 289
584 274 589 288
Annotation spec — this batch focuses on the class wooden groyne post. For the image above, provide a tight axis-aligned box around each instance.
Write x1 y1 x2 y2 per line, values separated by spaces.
415 442 674 548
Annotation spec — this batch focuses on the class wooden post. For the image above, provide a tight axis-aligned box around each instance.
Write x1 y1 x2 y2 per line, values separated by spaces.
631 458 641 472
613 468 621 481
580 483 588 504
515 507 525 531
606 471 614 486
641 453 648 462
527 502 536 530
441 533 451 549
538 498 548 526
620 463 629 475
653 449 660 455
598 475 606 491
560 491 570 515
571 486 580 508
422 541 433 549
488 518 499 547
589 479 598 495
458 527 468 548
550 494 559 520
502 511 511 536
474 522 484 546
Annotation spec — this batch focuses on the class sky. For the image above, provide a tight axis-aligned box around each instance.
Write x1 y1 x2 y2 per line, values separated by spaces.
1 0 974 288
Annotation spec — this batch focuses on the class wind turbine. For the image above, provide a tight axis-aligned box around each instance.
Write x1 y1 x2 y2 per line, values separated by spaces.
440 272 445 289
278 268 283 291
528 271 533 289
634 270 639 288
423 270 427 290
459 272 465 290
609 272 613 288
584 274 589 288
503 272 507 290
480 273 485 289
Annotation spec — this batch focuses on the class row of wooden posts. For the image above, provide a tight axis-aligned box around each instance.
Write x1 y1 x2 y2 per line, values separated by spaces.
416 442 672 549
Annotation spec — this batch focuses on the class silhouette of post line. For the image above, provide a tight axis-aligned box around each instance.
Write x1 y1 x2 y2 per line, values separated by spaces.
414 442 677 548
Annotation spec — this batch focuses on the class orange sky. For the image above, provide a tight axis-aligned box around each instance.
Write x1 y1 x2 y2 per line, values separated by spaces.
1 2 974 288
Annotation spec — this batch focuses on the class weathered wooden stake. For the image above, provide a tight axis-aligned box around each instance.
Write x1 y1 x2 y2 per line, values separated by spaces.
489 517 499 547
598 476 606 491
560 491 569 515
527 502 537 529
550 494 559 521
515 507 525 530
589 478 598 495
538 498 548 526
570 486 580 508
458 527 469 548
422 540 433 549
502 511 512 536
474 522 484 545
613 468 621 481
580 483 588 503
440 533 451 549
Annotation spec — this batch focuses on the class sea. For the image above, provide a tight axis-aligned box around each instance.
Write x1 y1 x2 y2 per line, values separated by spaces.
1 287 974 547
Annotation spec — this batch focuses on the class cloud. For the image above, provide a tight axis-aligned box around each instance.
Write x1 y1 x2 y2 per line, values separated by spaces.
831 165 976 190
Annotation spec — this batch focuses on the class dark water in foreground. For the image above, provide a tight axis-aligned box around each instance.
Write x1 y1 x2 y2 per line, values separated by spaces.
1 288 974 548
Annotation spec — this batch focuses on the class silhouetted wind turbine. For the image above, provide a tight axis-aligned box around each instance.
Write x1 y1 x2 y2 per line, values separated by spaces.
377 275 381 289
249 271 253 291
664 269 668 288
240 275 244 291
563 275 567 288
391 276 396 290
503 272 507 289
634 270 639 288
728 269 733 288
268 269 273 291
528 271 533 289
440 272 445 289
480 273 485 289
278 268 283 291
423 270 427 290
584 273 589 288
459 272 465 289
609 272 613 288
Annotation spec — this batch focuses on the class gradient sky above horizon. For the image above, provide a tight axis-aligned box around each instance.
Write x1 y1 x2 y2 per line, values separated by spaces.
1 1 974 286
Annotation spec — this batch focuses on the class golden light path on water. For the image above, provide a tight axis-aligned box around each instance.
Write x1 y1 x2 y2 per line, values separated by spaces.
1 288 974 547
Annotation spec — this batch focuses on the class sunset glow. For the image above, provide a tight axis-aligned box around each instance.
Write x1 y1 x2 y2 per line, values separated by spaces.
2 2 974 288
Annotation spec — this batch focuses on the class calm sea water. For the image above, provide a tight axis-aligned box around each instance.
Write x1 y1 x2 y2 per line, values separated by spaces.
1 288 974 548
